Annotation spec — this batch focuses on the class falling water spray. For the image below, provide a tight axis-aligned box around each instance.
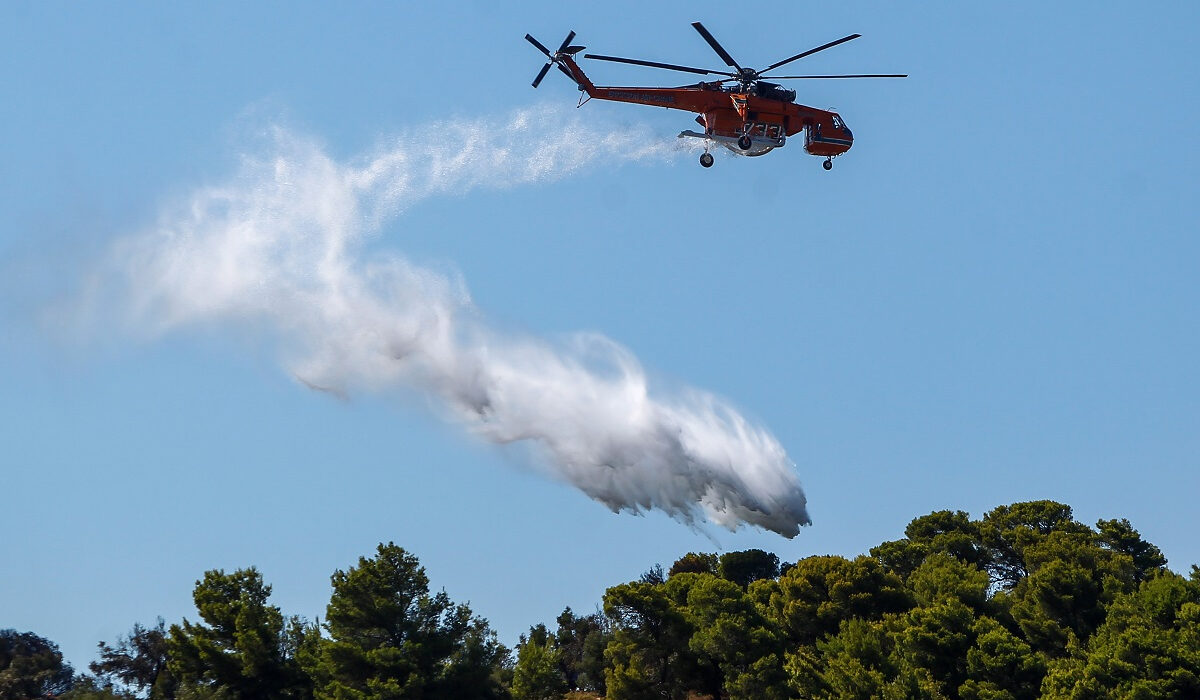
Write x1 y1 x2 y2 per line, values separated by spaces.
82 105 811 537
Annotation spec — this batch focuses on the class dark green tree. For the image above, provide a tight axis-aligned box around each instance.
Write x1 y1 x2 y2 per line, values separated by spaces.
0 629 75 699
958 616 1045 700
167 568 312 699
304 542 508 700
682 574 787 699
753 555 910 646
91 618 176 698
786 617 894 699
668 553 718 578
552 608 608 695
638 565 665 585
891 598 978 694
1001 527 1140 655
603 579 711 699
872 509 987 579
906 554 991 612
979 501 1091 589
60 676 135 699
717 550 781 589
1042 569 1200 698
1096 517 1168 582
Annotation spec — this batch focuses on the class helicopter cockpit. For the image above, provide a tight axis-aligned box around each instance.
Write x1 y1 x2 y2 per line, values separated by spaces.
831 114 852 137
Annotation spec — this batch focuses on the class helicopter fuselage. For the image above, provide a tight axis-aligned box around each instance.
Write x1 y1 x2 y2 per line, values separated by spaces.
525 24 903 168
558 56 854 160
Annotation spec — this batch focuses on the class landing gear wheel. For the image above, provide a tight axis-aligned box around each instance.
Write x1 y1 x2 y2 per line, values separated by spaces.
737 135 753 151
699 152 714 168
822 158 833 171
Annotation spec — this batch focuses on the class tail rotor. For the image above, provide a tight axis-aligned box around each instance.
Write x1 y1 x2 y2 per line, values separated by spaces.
525 31 583 88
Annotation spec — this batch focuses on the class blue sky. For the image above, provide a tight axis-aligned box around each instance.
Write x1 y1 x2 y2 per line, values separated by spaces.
2 2 1199 671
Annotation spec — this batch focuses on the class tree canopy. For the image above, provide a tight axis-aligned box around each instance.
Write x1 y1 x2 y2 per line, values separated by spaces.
304 542 509 700
17 500 1199 700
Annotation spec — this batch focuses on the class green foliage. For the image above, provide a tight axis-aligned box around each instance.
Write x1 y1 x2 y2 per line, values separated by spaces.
872 510 987 579
893 598 978 692
167 567 312 699
305 542 508 700
681 574 787 699
755 555 910 646
1041 571 1200 698
511 631 566 700
60 676 136 699
0 629 75 699
979 501 1091 590
668 553 718 578
552 608 608 695
717 549 781 588
91 618 176 698
603 572 789 699
907 554 991 611
1096 518 1167 582
638 564 666 585
602 579 705 699
786 618 893 699
960 617 1044 700
44 501 1199 700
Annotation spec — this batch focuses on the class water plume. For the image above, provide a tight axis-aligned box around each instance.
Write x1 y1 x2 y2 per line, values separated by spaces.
85 105 811 537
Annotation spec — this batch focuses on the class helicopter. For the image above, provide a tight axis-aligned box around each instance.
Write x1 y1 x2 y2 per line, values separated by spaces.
526 23 905 169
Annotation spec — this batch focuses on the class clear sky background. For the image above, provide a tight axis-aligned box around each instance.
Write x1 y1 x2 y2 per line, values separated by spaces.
2 2 1198 672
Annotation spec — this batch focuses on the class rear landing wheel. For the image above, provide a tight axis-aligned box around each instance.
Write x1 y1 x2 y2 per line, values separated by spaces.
699 152 714 168
737 135 752 150
822 158 833 171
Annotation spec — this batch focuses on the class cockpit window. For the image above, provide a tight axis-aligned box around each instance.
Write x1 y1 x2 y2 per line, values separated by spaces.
831 115 845 130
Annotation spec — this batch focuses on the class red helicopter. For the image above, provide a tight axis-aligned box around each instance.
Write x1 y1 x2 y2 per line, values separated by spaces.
526 23 905 169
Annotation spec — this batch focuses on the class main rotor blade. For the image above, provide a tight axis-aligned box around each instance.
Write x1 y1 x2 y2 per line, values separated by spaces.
532 62 553 88
526 34 551 57
584 53 733 76
556 30 577 54
691 22 742 71
761 34 861 74
769 73 908 79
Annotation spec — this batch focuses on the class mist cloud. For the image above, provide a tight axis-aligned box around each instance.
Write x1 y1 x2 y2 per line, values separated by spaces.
85 105 811 537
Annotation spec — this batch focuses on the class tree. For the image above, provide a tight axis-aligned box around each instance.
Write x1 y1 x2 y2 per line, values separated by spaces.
786 618 893 700
91 618 176 698
753 555 910 647
1041 570 1200 698
682 575 787 699
999 527 1140 656
668 553 718 578
552 608 608 695
305 542 508 700
979 501 1090 589
510 626 566 700
167 568 312 699
602 578 712 700
60 676 136 699
959 617 1044 700
1096 517 1167 582
0 629 75 699
872 509 988 579
717 550 780 589
891 598 978 694
638 565 665 585
906 554 990 613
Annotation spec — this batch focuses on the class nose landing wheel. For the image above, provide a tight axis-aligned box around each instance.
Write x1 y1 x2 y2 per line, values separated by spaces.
699 152 714 168
737 135 753 151
822 158 833 171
